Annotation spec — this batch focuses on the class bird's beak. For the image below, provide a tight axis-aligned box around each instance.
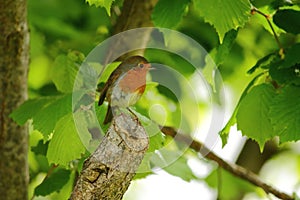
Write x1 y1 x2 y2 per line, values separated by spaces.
148 64 155 71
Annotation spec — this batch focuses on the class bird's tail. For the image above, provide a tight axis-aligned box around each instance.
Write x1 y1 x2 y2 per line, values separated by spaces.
103 105 113 124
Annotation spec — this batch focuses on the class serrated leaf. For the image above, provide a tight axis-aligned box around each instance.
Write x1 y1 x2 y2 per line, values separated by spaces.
47 113 87 166
219 73 264 145
35 168 70 196
10 97 53 125
152 0 190 28
86 0 115 16
273 9 300 34
33 94 73 138
11 92 85 139
236 84 276 150
270 85 300 142
52 53 81 93
193 0 251 43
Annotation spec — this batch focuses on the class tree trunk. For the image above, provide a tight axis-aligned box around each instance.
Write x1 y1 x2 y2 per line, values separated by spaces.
0 0 29 199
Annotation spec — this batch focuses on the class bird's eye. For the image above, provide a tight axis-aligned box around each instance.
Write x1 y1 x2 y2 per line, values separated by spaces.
139 63 144 68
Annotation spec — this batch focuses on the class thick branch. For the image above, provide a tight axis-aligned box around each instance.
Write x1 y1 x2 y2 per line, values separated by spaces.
101 0 158 66
160 126 294 200
70 114 149 200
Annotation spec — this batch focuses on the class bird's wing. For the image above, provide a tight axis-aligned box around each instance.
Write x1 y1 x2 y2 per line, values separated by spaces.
98 67 122 106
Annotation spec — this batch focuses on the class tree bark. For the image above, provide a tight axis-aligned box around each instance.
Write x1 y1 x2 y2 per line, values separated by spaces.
0 0 29 199
70 114 149 200
103 0 158 63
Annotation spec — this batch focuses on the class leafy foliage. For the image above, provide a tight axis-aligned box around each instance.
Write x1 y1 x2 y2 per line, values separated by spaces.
10 0 300 198
35 168 71 196
193 0 251 43
10 95 73 138
270 85 300 142
52 51 84 93
222 46 300 149
47 113 89 166
273 9 300 34
152 0 190 28
85 0 115 15
236 84 276 149
206 167 255 200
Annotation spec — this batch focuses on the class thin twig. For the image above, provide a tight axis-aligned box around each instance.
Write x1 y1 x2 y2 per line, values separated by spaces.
160 126 294 200
251 7 284 58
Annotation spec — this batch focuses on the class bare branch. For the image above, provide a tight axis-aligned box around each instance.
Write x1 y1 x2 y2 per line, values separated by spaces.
160 126 294 200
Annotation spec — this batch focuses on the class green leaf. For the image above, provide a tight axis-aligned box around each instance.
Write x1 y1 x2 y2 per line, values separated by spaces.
11 93 85 139
135 111 166 152
152 0 190 28
33 94 73 137
10 95 72 138
47 113 88 166
152 149 195 181
10 97 53 125
52 52 84 93
279 43 300 69
35 168 71 196
206 167 254 200
270 85 300 142
269 62 300 86
236 84 276 150
163 156 196 181
134 154 153 179
273 9 300 34
219 73 264 145
31 140 49 156
247 52 277 74
86 0 115 16
193 0 251 43
266 44 300 85
214 29 238 65
202 30 238 93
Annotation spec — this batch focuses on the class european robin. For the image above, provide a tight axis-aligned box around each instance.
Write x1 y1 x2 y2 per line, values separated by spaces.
98 56 151 124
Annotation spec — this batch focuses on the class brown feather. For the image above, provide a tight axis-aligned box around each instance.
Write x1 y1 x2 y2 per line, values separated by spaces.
98 83 109 106
98 56 150 124
103 105 113 124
